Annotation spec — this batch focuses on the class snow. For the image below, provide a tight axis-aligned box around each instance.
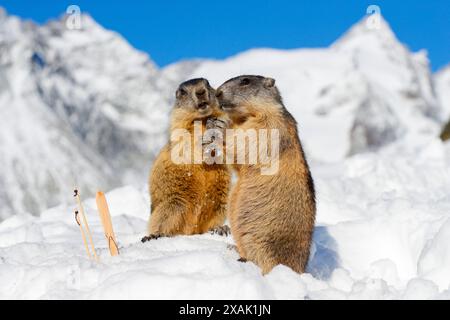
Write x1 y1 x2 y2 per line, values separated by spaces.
435 65 450 122
1 9 450 299
1 138 450 299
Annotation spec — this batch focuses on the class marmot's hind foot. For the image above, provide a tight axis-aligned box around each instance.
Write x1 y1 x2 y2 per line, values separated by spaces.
209 225 231 236
238 257 247 263
141 233 164 243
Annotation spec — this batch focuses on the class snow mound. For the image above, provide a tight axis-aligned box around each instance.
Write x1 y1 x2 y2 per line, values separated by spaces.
1 138 449 299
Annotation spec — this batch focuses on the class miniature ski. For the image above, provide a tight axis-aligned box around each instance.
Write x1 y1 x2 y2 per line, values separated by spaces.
96 191 119 256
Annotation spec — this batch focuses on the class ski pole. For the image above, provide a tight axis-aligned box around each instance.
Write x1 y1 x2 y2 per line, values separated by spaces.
74 188 99 261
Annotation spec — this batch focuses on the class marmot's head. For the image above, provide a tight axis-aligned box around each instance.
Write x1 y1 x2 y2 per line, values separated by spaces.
215 75 282 122
174 78 218 118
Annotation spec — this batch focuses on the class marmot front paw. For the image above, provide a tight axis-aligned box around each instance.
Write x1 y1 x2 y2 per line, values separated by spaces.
202 117 229 146
206 117 229 130
141 233 164 243
209 225 231 236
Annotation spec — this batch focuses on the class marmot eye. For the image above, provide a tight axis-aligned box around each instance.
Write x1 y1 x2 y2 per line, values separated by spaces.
178 88 187 96
240 78 250 86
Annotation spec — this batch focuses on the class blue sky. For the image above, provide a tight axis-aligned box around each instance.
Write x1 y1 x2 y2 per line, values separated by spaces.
1 0 449 71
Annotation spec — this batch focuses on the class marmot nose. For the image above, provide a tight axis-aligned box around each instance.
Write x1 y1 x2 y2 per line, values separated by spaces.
215 89 223 98
196 89 206 98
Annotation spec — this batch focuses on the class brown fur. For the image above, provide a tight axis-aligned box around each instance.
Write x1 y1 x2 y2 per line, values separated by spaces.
144 79 230 239
217 75 316 274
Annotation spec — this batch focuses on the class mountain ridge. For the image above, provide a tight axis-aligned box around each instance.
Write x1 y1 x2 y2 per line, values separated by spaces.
162 15 443 159
0 8 448 219
0 10 170 219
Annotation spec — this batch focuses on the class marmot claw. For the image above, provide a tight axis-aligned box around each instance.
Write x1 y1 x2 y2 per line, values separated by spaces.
141 233 163 243
206 117 228 130
209 225 231 236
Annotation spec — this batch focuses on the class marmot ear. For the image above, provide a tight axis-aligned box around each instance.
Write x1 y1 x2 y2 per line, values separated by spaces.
176 88 186 99
263 77 275 88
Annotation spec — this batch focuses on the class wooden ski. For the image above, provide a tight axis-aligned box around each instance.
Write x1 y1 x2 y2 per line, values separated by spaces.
96 191 119 256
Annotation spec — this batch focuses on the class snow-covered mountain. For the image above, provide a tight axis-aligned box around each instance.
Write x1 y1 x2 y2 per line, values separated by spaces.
0 8 447 220
0 9 170 219
162 15 443 160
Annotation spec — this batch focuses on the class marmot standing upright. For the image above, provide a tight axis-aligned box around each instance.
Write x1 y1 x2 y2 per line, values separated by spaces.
142 78 230 242
215 75 316 274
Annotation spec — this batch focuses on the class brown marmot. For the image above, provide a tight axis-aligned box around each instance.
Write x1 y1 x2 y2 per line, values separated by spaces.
142 78 231 242
215 75 316 274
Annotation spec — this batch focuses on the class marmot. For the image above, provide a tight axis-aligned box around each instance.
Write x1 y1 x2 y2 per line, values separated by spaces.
142 78 231 242
215 75 316 274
